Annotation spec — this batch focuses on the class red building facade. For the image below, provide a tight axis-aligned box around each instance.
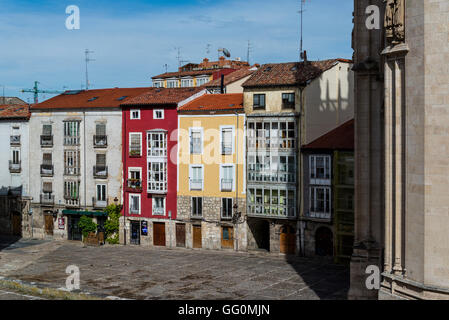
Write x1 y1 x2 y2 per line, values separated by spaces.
120 87 204 246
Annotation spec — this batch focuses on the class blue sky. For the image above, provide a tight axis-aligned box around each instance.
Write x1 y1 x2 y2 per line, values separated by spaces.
0 0 353 102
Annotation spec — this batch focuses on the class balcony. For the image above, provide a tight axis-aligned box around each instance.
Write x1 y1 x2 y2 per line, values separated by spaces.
64 167 80 176
126 179 142 192
221 179 233 192
64 196 80 208
247 205 296 219
152 207 165 216
222 143 232 155
64 136 80 146
10 135 21 146
40 194 55 206
9 161 21 173
92 197 108 209
190 179 203 191
307 211 331 220
40 164 54 176
40 135 53 147
93 135 108 148
129 207 140 214
93 166 108 179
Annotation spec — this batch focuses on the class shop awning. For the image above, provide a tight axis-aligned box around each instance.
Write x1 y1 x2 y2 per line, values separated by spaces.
62 210 108 217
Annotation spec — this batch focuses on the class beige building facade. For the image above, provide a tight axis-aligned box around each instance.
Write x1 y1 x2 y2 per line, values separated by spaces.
350 0 449 299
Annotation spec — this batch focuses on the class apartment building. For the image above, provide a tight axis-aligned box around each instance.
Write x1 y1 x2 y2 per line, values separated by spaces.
242 58 353 255
203 67 257 94
152 57 250 89
0 101 30 236
177 94 246 251
120 87 205 247
301 119 354 262
27 87 151 240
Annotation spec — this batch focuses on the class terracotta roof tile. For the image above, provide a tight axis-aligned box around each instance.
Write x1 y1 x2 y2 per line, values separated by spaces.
242 59 352 88
152 68 225 79
0 104 30 120
302 119 354 151
31 87 153 110
178 93 243 112
204 68 256 88
122 87 204 106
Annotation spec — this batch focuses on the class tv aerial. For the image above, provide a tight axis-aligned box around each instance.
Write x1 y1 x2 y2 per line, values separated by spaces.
218 48 231 58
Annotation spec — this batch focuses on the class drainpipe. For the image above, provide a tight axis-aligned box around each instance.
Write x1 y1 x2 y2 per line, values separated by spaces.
234 111 239 252
83 111 87 211
123 109 127 245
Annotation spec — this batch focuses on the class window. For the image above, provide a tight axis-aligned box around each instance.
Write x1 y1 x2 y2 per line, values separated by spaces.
43 182 53 194
220 165 234 191
128 168 142 190
153 81 163 88
221 127 233 155
196 77 209 86
282 93 295 109
94 123 107 147
222 198 233 219
309 187 331 219
64 121 80 145
41 153 53 175
310 155 331 184
191 197 203 218
130 110 140 120
147 131 168 193
12 150 20 164
190 166 203 190
41 124 53 146
96 184 106 202
253 94 266 109
167 80 178 88
190 129 203 154
181 78 194 87
129 133 142 157
94 154 108 178
148 162 167 192
129 194 141 214
153 109 164 120
42 124 52 135
64 180 80 200
152 197 165 216
248 154 296 184
247 187 296 218
64 150 80 175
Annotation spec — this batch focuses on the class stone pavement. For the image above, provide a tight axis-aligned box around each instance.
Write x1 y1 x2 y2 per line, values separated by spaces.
0 237 349 300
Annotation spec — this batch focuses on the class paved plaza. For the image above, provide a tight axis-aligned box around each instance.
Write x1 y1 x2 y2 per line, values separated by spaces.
0 237 349 300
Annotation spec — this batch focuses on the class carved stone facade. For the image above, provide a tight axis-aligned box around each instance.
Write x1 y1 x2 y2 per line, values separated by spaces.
351 0 449 299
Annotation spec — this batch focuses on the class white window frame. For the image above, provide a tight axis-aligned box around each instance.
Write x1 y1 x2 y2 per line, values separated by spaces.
189 127 204 155
129 132 142 156
221 198 234 219
152 196 166 216
167 79 179 88
191 196 203 218
96 184 107 202
153 109 165 120
220 125 235 155
129 194 141 215
309 155 331 185
128 167 142 180
130 109 141 120
189 165 204 191
181 78 194 87
220 164 235 192
309 186 331 219
153 80 163 88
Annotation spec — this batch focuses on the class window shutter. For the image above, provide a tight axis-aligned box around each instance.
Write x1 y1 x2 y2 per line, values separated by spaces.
96 123 106 136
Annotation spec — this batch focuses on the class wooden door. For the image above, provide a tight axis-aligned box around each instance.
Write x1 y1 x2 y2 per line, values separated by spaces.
12 214 21 236
44 215 54 236
176 224 186 247
221 226 234 249
192 225 202 248
280 225 295 254
153 222 166 246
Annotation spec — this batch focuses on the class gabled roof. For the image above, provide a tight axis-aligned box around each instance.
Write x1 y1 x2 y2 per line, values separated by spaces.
204 68 256 88
122 87 204 106
31 87 152 110
0 104 30 120
178 93 243 112
242 59 352 88
0 97 27 105
302 119 354 151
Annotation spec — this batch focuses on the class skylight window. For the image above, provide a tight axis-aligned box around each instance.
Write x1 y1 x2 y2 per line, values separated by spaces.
88 97 99 102
117 96 128 101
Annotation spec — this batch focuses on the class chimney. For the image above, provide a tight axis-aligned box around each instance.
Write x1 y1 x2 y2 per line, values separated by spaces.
220 74 225 94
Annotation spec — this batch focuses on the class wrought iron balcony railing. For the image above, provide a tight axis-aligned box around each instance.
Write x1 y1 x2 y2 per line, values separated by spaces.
10 135 21 146
93 135 108 148
221 179 233 192
93 166 108 178
40 193 55 205
189 179 203 191
9 161 21 173
40 164 54 176
92 197 108 208
40 135 53 147
126 179 142 191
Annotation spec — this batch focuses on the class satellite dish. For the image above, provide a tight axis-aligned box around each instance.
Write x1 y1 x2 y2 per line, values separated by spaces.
222 48 231 58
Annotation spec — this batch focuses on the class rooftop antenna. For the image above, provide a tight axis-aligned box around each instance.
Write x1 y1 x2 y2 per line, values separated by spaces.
299 0 307 61
247 40 253 65
164 64 169 73
175 47 182 68
206 44 211 58
85 49 95 90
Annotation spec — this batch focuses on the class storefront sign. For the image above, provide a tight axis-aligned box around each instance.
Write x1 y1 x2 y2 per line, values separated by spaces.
141 221 148 236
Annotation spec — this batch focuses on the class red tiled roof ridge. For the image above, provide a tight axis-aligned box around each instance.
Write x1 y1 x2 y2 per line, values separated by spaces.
0 104 31 119
122 87 204 106
302 119 354 150
178 93 244 112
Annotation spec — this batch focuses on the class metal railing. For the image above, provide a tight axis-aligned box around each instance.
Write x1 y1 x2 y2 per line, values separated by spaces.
93 166 108 178
92 197 108 208
9 161 21 173
221 179 233 191
93 135 108 148
64 136 80 146
190 179 203 190
40 135 53 147
221 143 232 155
153 207 165 215
129 148 141 157
64 167 80 176
126 179 142 191
40 164 54 176
40 194 55 205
